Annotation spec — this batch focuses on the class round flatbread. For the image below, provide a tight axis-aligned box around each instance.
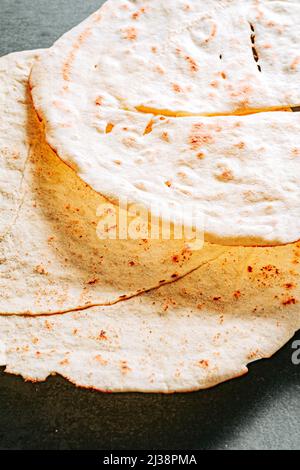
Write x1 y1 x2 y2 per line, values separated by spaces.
0 50 223 315
30 0 300 246
1 241 300 392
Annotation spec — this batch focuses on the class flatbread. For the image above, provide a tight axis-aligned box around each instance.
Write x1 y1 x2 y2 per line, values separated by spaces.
0 51 224 315
30 0 300 246
1 242 300 392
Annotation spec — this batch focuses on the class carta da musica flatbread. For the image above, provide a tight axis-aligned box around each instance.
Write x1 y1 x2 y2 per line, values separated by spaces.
1 241 300 392
30 0 300 246
0 51 224 315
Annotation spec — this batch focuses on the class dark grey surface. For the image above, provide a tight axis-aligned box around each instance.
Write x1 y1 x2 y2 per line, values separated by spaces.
0 0 299 451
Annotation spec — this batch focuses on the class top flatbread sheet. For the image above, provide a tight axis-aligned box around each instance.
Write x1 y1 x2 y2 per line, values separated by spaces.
30 0 300 246
0 50 224 315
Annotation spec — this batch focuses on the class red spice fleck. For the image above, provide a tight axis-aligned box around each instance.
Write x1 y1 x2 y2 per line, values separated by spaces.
233 291 241 299
284 283 295 290
98 330 108 340
282 297 297 306
248 266 253 273
87 278 99 285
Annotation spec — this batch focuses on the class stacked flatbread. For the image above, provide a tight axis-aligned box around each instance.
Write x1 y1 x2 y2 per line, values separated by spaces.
1 0 300 393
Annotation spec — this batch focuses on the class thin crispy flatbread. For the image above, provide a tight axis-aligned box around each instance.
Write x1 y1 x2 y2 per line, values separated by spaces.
1 242 300 392
0 51 223 315
30 0 300 246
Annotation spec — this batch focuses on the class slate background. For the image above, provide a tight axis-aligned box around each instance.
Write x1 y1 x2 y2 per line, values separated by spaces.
0 0 299 451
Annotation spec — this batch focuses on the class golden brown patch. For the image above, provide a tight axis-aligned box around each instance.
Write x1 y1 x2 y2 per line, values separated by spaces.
144 119 154 135
106 122 114 134
216 169 233 182
197 152 205 159
165 181 172 187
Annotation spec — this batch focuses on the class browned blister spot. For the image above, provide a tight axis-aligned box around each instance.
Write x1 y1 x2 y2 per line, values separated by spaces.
234 141 246 149
132 7 146 20
60 359 70 366
123 27 137 40
95 96 103 106
216 168 234 182
185 55 198 73
106 122 115 134
144 119 154 135
203 23 217 44
95 355 108 366
172 83 183 93
161 132 170 142
290 56 300 71
198 360 209 368
189 123 214 150
247 349 260 361
120 361 132 374
282 297 297 306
